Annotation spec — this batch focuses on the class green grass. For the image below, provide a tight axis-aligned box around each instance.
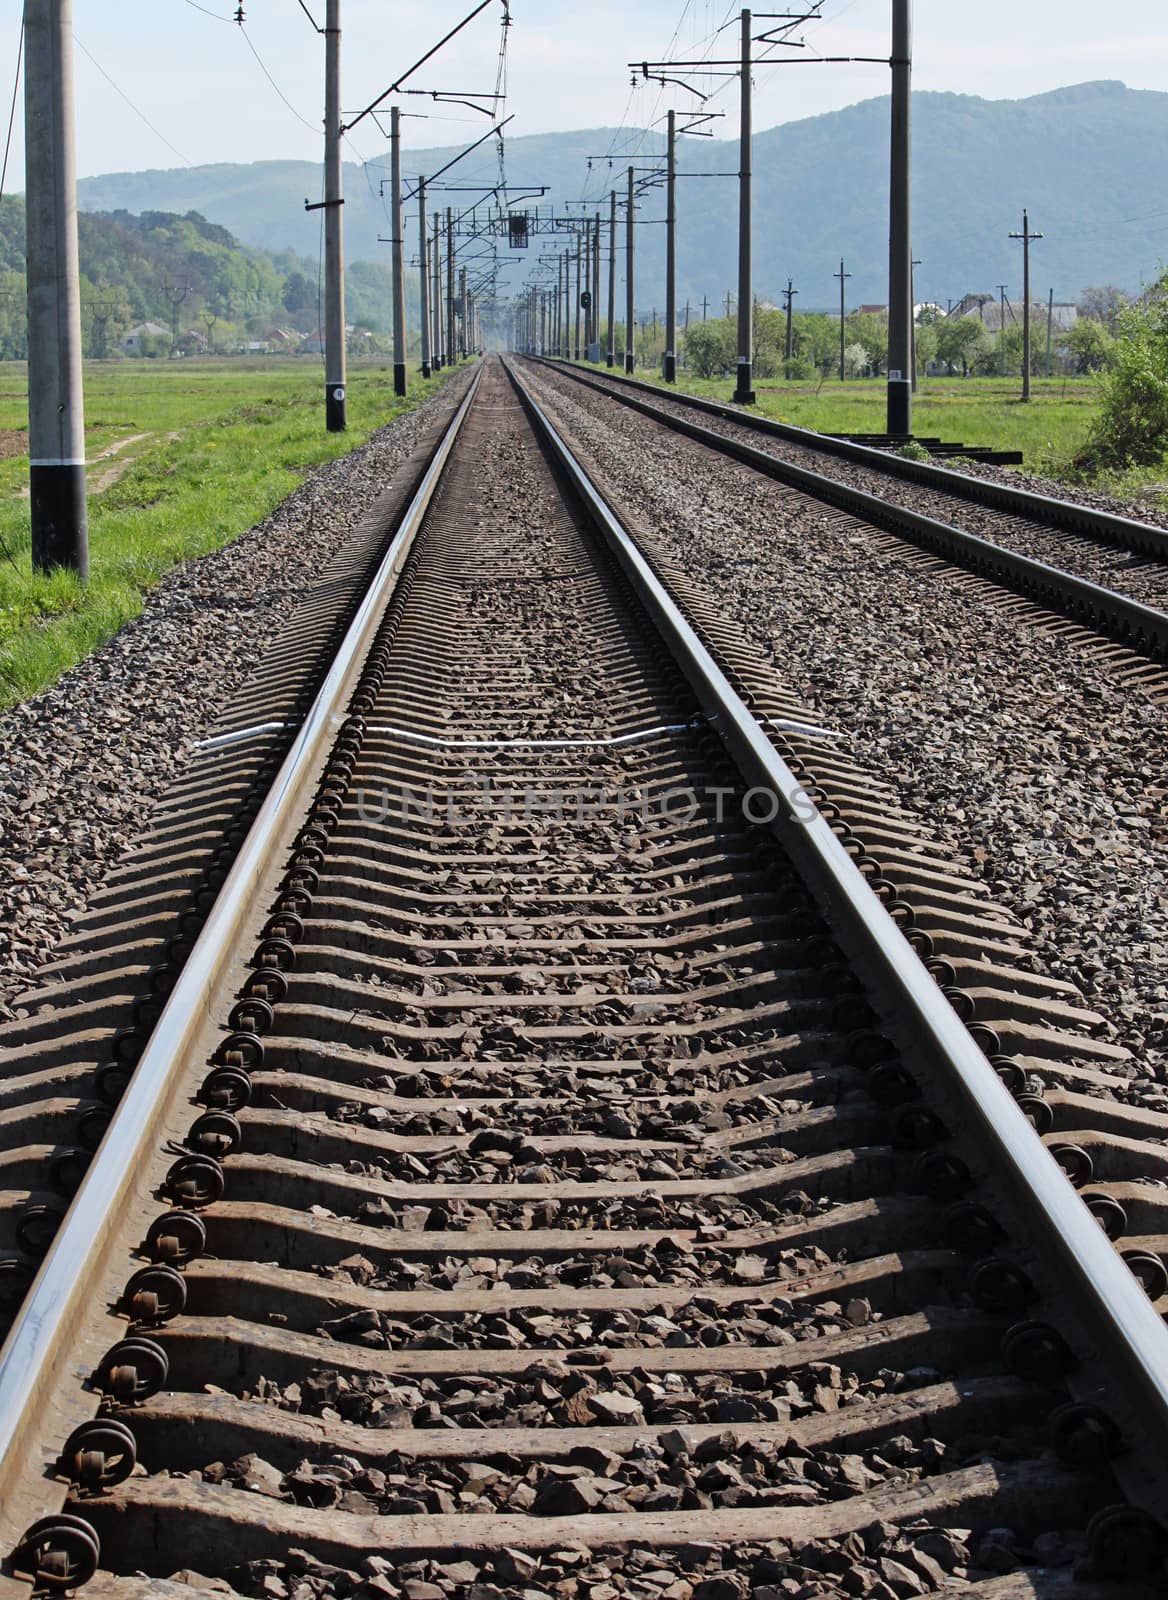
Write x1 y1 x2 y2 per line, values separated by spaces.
624 369 1103 478
0 356 465 708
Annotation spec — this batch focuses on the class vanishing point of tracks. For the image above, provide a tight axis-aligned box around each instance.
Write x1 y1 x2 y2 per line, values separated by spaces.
2 357 1168 1596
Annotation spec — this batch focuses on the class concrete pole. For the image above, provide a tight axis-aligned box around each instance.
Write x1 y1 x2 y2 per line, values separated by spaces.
418 177 432 378
592 213 601 356
733 10 754 404
459 266 468 357
886 0 912 435
574 231 582 360
625 167 635 373
1021 212 1032 401
1046 286 1054 379
432 214 443 366
444 208 451 364
24 0 87 575
664 108 677 383
389 106 407 396
324 0 346 430
607 190 617 368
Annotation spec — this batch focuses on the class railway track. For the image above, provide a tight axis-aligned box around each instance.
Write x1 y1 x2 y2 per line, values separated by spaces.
532 359 1168 684
1 356 1167 1596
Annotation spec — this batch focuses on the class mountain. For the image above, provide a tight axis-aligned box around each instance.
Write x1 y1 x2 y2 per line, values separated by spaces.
71 81 1168 310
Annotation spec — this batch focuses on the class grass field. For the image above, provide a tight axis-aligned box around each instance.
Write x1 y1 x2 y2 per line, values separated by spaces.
0 357 462 709
628 369 1103 477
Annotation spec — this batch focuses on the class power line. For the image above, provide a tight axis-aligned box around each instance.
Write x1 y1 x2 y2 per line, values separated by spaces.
0 20 23 203
178 0 236 19
73 33 193 167
238 23 320 134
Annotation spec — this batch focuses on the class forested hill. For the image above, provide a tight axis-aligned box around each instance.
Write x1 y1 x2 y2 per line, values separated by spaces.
0 200 406 356
72 80 1168 307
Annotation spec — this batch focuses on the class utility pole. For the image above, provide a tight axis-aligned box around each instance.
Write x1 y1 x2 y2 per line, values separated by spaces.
664 107 677 383
1045 286 1054 379
324 0 345 429
835 258 851 381
607 189 616 368
25 0 87 575
418 177 431 378
702 294 708 322
389 106 407 396
997 283 1009 337
432 213 443 366
626 167 635 372
886 0 912 435
733 8 754 403
1009 210 1044 401
446 207 455 366
200 307 217 356
593 214 601 353
783 278 798 363
725 290 733 319
574 230 582 360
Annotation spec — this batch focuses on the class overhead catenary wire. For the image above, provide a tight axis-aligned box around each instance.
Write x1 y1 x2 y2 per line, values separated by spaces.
238 23 320 134
73 34 194 167
178 0 236 19
0 19 23 202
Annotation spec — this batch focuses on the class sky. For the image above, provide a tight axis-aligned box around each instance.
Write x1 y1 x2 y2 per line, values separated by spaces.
2 0 1168 184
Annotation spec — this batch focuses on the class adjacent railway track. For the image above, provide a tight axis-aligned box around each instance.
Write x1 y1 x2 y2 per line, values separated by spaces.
533 359 1168 678
1 356 1167 1596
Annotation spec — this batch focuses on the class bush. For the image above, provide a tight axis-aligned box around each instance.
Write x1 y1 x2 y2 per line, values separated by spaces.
1078 277 1168 471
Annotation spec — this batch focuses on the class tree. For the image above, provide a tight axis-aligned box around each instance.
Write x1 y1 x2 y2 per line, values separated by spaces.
1077 285 1128 332
1077 272 1168 470
845 312 888 375
936 316 988 376
1062 318 1115 374
842 342 868 379
282 272 315 315
682 320 733 380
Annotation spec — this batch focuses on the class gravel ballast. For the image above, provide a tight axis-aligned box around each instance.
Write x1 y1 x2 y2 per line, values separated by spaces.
559 368 1168 612
0 375 469 1008
525 361 1168 1086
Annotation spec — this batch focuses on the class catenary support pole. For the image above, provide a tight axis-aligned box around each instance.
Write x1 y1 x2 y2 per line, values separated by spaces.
24 0 87 575
446 207 456 365
432 213 443 366
417 176 431 378
389 106 408 396
1046 286 1054 378
733 9 754 403
592 213 601 356
459 266 467 357
574 231 582 360
625 167 635 373
886 0 912 435
664 107 677 383
324 0 346 430
783 278 797 363
607 189 617 368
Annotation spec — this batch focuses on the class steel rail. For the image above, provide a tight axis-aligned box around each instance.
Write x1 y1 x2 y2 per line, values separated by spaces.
504 355 1168 1533
534 359 1168 661
0 365 484 1568
544 357 1168 561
